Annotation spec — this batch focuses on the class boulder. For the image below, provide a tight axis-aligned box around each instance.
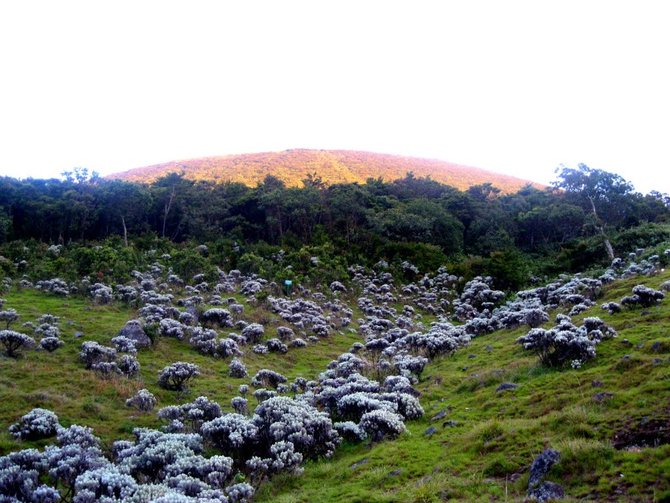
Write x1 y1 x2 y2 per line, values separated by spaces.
528 481 564 501
528 449 560 490
117 320 151 348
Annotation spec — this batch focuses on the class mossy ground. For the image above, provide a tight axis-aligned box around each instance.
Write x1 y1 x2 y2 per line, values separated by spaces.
1 272 670 502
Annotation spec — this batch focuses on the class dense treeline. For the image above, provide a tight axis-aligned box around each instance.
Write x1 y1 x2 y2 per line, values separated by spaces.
1 165 669 287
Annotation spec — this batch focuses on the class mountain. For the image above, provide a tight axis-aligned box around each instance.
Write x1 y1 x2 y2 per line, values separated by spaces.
107 149 543 193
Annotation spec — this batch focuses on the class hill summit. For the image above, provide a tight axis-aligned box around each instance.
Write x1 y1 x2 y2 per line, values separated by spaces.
108 149 541 193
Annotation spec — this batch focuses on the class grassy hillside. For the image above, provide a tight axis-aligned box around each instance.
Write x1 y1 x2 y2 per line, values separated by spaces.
0 291 361 454
107 149 543 193
257 271 670 502
1 270 669 501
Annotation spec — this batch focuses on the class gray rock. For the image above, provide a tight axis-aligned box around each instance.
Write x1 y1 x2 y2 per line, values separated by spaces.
350 458 369 469
431 409 448 422
443 420 459 428
424 426 437 436
528 449 560 489
528 481 564 501
74 331 84 338
496 382 518 393
593 391 614 403
117 319 151 348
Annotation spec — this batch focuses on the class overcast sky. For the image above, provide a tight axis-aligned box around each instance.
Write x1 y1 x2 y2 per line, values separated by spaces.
0 0 668 194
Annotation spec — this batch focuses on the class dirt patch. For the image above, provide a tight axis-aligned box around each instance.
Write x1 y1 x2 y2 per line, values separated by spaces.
613 414 670 449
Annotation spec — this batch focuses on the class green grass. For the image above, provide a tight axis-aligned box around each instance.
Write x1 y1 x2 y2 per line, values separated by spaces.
0 289 361 454
255 271 670 502
1 272 670 501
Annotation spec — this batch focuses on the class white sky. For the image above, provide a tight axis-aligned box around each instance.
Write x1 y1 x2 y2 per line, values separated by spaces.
0 0 668 194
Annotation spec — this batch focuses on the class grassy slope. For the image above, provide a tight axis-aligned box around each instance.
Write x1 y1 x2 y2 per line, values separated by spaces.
107 149 543 193
1 272 669 502
0 291 360 454
257 272 670 503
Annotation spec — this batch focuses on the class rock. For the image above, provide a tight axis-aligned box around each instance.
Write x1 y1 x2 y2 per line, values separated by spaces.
443 420 459 428
431 409 448 422
387 469 402 477
591 380 603 388
350 458 369 469
117 319 151 348
593 392 615 403
528 481 565 501
652 358 664 366
485 345 493 352
74 331 84 338
651 341 662 352
528 449 561 490
496 382 518 393
424 426 437 436
468 354 477 359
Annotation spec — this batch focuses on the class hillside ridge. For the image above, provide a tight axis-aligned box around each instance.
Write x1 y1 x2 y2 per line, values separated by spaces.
107 149 542 192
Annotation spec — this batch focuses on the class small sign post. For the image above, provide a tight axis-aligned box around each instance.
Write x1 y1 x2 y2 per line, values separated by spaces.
284 279 293 296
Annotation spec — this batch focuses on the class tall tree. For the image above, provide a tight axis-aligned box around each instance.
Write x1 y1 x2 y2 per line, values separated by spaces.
553 163 634 260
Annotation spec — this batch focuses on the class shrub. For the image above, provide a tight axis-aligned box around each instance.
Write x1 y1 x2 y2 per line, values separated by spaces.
40 336 64 352
358 409 406 441
231 397 248 415
157 396 222 432
517 327 596 367
91 361 121 379
126 389 157 412
251 369 288 389
201 413 259 457
158 362 200 391
162 454 234 489
225 482 255 503
79 341 116 369
111 335 137 354
89 283 113 304
115 429 203 483
201 308 233 328
622 284 665 308
117 354 141 378
252 396 340 460
266 338 288 354
0 329 35 357
9 408 60 440
242 323 265 343
229 358 248 378
215 338 243 358
72 466 138 503
523 308 550 328
57 425 101 448
0 308 19 328
334 421 365 442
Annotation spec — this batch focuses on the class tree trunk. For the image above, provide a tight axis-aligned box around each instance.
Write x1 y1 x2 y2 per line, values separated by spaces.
162 186 176 238
588 196 614 261
121 215 128 247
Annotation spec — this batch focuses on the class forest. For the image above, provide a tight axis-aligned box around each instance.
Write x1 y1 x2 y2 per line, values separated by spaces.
1 164 669 291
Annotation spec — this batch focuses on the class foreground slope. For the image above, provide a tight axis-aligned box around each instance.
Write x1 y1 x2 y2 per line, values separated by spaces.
257 271 670 502
1 268 669 502
107 149 542 192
